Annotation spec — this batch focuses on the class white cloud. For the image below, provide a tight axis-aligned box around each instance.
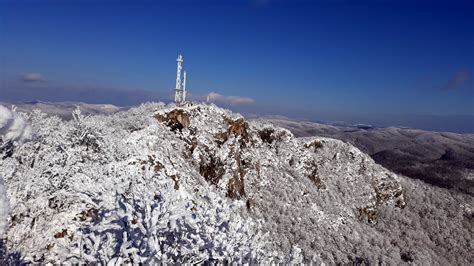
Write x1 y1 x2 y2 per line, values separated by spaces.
19 73 47 83
206 92 255 105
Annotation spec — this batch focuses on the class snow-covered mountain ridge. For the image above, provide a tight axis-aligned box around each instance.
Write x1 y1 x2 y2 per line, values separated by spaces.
0 103 472 264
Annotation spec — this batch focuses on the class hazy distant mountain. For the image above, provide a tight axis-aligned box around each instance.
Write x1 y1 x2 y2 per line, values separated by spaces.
261 118 474 196
1 103 471 264
0 101 125 120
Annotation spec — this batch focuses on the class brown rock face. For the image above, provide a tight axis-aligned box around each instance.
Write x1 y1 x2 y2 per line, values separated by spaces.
214 132 229 147
154 109 190 132
356 206 378 224
308 167 324 189
356 173 405 224
199 152 225 185
227 174 245 199
54 229 68 239
227 153 247 199
304 140 323 151
303 159 325 189
226 118 249 140
246 198 256 210
258 128 275 144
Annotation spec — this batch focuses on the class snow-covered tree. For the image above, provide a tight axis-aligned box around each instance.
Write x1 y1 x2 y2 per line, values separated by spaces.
0 176 8 237
60 179 265 264
0 105 34 145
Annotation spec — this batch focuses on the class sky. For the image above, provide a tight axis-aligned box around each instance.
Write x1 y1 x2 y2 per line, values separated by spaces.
1 0 473 132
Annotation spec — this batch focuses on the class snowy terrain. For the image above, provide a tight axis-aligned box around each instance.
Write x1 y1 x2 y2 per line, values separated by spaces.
264 118 474 196
0 103 472 264
0 101 123 121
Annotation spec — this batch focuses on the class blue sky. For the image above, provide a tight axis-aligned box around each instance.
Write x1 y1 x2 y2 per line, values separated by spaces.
1 0 473 132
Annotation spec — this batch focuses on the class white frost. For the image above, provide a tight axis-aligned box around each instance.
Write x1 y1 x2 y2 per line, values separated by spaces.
0 177 8 237
0 105 34 144
5 102 461 265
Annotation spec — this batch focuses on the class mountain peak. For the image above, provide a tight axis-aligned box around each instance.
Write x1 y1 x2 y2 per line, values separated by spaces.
4 102 467 264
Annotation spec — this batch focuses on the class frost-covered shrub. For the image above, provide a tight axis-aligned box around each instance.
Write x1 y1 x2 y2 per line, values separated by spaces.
0 105 33 143
0 177 8 237
0 105 34 157
61 179 265 264
0 176 8 264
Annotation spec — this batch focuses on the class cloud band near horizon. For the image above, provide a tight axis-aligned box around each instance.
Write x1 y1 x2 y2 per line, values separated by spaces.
206 92 255 105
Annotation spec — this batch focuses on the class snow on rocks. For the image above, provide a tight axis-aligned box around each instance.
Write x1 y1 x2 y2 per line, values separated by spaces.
0 102 409 264
148 103 406 262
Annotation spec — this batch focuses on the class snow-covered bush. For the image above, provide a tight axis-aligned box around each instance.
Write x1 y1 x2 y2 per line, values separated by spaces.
59 177 265 264
0 177 8 237
0 105 34 144
0 176 8 264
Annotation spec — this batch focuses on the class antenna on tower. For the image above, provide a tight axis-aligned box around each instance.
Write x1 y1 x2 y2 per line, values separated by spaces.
174 54 183 105
174 54 188 106
182 71 187 103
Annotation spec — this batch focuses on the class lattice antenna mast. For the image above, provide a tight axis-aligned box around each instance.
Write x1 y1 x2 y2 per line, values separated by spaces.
182 71 187 102
174 54 183 104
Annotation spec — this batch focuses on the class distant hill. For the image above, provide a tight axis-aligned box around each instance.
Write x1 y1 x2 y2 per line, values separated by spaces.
0 101 125 120
261 118 474 196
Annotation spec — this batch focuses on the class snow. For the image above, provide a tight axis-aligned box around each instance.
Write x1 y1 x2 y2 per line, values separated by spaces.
0 105 34 144
0 102 469 264
0 106 13 129
0 177 8 237
0 104 267 263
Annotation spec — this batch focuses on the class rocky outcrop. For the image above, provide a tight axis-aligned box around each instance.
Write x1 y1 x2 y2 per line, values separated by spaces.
154 109 190 132
151 104 406 262
155 104 404 212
